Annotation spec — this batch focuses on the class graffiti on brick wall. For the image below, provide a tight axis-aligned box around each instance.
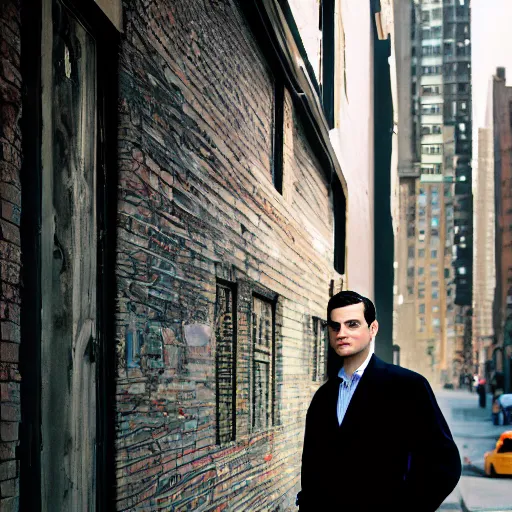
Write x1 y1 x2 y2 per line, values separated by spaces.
125 319 164 370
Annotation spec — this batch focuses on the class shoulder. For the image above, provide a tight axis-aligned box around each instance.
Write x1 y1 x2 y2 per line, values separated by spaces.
307 378 336 408
373 357 431 389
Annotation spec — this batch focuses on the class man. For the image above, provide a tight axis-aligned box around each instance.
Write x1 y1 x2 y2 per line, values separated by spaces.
298 291 461 511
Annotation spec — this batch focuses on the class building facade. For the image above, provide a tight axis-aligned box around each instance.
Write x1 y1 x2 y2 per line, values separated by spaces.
473 126 496 383
491 68 512 393
0 0 397 511
394 0 472 387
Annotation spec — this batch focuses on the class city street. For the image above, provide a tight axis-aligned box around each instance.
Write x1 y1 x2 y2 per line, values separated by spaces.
436 389 512 511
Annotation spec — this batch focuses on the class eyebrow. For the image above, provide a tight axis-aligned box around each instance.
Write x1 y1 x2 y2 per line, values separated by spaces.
328 319 362 327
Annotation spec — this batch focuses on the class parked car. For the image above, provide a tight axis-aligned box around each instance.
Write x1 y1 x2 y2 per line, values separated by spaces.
484 431 512 477
492 394 512 425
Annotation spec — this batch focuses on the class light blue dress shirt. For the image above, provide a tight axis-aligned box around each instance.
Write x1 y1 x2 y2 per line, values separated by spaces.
337 351 373 425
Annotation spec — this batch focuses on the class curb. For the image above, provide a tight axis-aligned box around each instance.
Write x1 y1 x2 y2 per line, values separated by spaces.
459 467 512 512
463 463 487 477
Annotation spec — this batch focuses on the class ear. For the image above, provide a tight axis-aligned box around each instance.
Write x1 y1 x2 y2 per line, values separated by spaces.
369 320 379 338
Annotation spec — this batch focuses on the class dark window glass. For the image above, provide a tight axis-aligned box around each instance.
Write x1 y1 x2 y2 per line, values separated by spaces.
252 296 274 431
215 282 237 444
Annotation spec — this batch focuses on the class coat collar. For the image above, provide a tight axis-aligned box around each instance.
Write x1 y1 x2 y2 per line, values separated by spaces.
331 354 390 429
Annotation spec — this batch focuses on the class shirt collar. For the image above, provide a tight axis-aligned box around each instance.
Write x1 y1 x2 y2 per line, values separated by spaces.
338 350 373 381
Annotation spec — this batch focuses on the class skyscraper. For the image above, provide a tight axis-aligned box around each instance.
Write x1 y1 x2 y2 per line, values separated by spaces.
394 0 472 386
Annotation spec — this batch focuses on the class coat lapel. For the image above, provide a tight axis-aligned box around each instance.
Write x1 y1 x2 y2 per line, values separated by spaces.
338 354 388 430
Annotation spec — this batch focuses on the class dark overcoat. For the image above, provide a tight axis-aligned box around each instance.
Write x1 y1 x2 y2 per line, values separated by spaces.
298 355 461 511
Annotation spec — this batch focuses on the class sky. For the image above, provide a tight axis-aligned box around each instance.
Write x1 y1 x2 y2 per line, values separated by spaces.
471 0 512 160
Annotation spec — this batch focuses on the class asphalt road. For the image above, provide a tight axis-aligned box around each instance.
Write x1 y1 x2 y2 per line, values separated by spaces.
436 389 512 512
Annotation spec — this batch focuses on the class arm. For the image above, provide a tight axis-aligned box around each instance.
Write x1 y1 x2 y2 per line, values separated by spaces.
297 396 322 510
401 377 461 511
297 387 326 512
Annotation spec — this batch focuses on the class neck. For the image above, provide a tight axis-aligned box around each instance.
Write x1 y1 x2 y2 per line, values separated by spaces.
342 347 371 377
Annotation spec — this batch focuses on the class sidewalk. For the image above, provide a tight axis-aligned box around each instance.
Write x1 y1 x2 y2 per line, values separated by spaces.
436 389 512 512
459 476 512 512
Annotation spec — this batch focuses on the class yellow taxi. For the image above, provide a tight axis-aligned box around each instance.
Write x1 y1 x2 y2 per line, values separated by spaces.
484 431 512 477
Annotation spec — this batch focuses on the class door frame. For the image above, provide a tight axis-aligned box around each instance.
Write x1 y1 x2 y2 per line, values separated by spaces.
19 1 119 510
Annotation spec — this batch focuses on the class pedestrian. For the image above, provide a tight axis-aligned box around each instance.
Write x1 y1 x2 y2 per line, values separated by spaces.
297 291 461 511
477 378 487 408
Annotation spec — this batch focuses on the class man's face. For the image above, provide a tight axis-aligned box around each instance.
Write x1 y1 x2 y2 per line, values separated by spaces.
328 302 379 358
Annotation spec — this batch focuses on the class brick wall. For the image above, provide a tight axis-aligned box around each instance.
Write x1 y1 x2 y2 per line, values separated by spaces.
115 0 337 510
0 0 22 510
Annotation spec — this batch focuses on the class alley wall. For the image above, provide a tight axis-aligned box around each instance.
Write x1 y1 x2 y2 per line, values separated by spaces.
114 0 339 509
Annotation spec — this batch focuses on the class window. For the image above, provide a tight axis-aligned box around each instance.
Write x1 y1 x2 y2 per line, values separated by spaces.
497 438 512 454
320 0 335 128
422 145 442 154
432 125 442 134
422 45 441 56
431 250 438 258
418 267 425 276
251 295 275 431
422 85 441 95
272 79 284 193
431 26 442 38
215 282 237 444
419 249 425 258
421 104 442 115
419 304 425 314
332 175 346 274
421 164 441 174
312 317 327 382
432 8 442 19
432 281 439 288
432 290 439 299
422 66 442 75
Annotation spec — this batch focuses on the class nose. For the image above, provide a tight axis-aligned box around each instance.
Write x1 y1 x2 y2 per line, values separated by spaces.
335 325 348 338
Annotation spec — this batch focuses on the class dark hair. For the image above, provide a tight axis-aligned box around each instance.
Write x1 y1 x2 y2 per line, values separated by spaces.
327 290 376 326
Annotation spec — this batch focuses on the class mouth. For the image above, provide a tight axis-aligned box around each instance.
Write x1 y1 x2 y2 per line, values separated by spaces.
336 343 351 348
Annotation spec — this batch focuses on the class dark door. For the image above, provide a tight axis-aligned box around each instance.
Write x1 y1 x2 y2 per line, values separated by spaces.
40 0 98 508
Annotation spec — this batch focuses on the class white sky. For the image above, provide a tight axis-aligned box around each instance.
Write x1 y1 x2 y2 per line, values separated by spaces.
471 0 512 161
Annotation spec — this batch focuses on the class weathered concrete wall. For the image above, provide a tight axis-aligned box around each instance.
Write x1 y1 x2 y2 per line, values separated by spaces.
329 0 374 299
0 0 22 510
115 0 337 510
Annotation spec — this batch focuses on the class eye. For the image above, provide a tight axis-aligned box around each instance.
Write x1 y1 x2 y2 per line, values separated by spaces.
328 320 341 331
347 321 360 328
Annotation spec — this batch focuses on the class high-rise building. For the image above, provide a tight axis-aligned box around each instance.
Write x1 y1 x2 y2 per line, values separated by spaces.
394 0 472 387
473 126 495 382
491 68 512 393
